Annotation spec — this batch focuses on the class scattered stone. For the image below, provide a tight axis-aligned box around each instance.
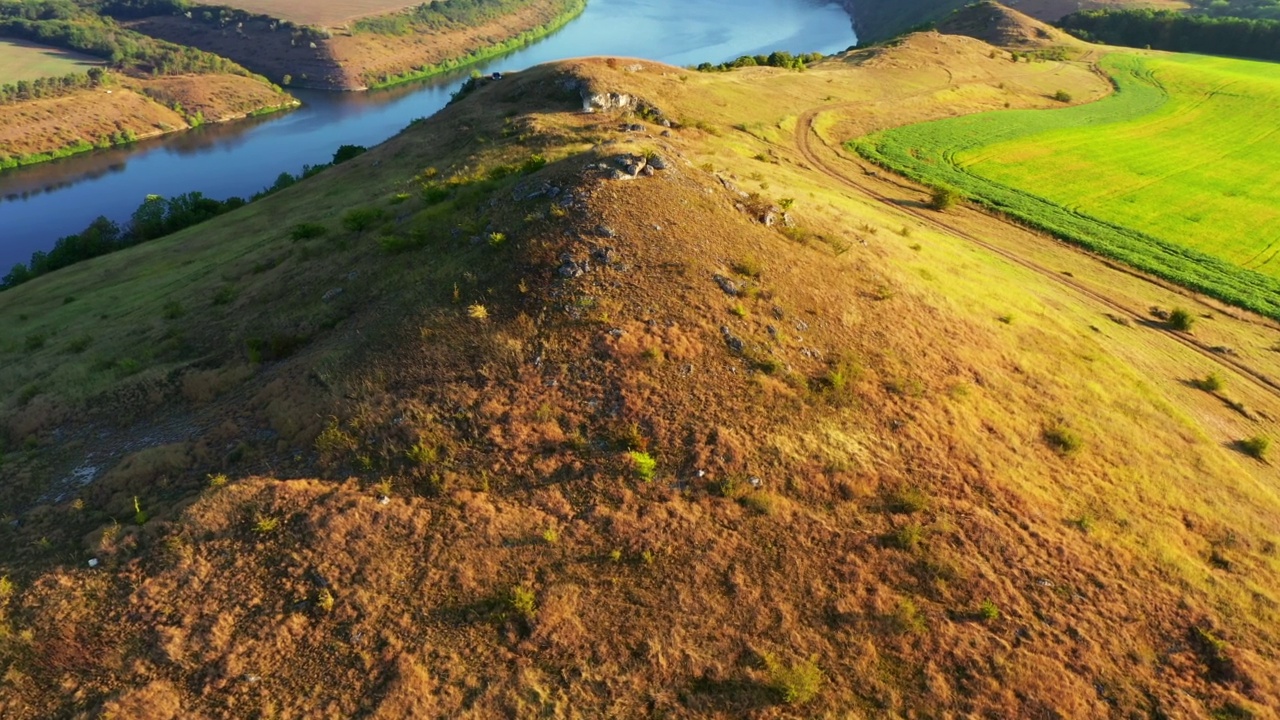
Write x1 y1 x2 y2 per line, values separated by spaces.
649 155 668 170
641 165 655 176
713 274 740 296
322 288 343 303
608 328 625 338
608 169 631 181
345 270 359 281
749 476 763 488
720 326 745 353
626 123 645 132
378 496 390 505
558 254 590 278
795 321 809 332
1210 345 1237 356
87 558 99 568
591 247 616 264
762 210 777 227
661 130 672 137
767 325 779 339
596 224 616 237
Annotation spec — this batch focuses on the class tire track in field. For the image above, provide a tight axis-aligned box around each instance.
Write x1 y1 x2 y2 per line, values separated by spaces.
793 104 1280 400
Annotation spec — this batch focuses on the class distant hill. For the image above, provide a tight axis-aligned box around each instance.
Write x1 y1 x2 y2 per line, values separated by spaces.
846 0 1188 43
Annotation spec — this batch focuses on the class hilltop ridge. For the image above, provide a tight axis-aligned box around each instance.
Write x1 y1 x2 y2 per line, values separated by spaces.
1 33 1279 718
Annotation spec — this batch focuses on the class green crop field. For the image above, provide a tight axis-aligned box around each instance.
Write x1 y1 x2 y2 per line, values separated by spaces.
0 37 102 84
851 52 1280 321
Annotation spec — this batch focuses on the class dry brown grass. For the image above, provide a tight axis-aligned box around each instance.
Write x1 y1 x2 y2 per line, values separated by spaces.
1 39 1278 718
0 73 293 157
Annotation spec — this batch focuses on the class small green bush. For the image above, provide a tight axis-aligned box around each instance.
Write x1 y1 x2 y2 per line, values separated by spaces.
629 451 657 481
888 522 924 551
342 207 385 233
1240 435 1270 459
1168 307 1195 331
509 585 537 621
763 653 824 705
290 222 328 241
23 333 46 351
1044 421 1083 455
978 599 1000 621
1192 372 1224 392
406 442 438 466
887 485 929 514
929 185 959 210
1053 89 1073 103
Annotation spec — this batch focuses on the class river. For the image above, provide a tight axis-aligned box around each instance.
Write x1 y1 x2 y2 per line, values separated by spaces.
0 0 856 270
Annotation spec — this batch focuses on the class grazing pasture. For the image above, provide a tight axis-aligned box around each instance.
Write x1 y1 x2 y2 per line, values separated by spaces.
0 38 102 84
853 52 1280 320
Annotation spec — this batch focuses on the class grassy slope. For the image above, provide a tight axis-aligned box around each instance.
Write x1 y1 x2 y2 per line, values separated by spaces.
852 52 1280 320
1 40 1279 718
961 53 1280 275
0 38 101 83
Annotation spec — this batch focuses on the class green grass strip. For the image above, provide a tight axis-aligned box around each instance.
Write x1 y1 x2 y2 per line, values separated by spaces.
848 53 1280 321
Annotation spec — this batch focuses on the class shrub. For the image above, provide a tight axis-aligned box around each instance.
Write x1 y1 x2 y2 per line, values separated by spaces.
23 333 46 351
1044 421 1083 455
764 654 823 705
342 207 385 233
978 599 1000 621
892 598 927 634
1053 89 1073 102
887 485 928 514
1192 372 1224 392
467 304 490 320
162 300 185 319
1168 307 1195 331
929 185 959 210
888 522 924 551
732 255 763 278
290 222 328 241
406 442 438 466
629 451 657 481
509 585 536 621
254 514 279 534
1240 435 1270 459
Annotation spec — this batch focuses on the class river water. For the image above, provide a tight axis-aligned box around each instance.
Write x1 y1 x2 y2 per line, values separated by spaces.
0 0 856 269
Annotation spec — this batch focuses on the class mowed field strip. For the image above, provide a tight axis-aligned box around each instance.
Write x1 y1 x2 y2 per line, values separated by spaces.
852 52 1280 320
0 38 102 84
209 0 425 26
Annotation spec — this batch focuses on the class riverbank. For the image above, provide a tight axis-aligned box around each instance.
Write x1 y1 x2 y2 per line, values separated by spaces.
130 0 590 91
0 72 297 171
367 0 587 89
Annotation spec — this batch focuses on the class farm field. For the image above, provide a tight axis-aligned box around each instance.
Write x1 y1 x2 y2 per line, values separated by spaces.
206 0 424 26
0 38 102 84
852 52 1280 320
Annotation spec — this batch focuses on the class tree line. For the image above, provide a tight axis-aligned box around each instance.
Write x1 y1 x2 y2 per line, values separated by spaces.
0 66 106 104
1188 0 1280 21
1059 8 1280 61
695 51 826 72
0 0 249 76
1 144 367 290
